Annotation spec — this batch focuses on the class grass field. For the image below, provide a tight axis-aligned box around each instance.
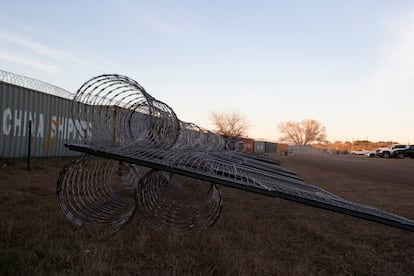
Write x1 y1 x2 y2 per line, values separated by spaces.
1 155 413 275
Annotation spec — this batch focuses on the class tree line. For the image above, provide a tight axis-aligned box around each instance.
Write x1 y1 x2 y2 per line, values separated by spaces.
210 111 398 150
210 111 326 145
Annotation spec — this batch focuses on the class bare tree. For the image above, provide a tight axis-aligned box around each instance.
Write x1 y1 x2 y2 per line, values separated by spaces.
278 119 326 145
210 111 248 138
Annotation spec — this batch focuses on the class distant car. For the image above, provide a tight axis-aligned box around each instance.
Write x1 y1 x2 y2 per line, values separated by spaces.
351 149 368 155
364 151 376 158
376 144 408 158
406 145 414 158
392 145 414 159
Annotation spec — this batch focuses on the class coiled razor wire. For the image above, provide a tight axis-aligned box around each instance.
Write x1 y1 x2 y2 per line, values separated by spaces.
136 170 222 230
57 155 140 230
71 74 181 149
57 74 414 233
0 69 74 99
59 74 224 232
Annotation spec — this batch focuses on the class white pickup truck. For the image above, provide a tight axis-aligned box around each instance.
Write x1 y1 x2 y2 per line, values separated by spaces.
375 144 408 158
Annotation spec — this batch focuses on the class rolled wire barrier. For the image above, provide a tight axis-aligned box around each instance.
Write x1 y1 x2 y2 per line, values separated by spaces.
58 74 414 233
58 74 228 232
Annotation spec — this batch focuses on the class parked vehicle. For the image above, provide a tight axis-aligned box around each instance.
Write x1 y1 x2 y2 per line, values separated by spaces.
375 144 408 158
364 150 376 158
406 145 414 158
351 149 369 155
392 145 414 159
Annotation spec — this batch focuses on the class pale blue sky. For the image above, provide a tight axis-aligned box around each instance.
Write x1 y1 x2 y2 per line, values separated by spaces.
1 1 413 143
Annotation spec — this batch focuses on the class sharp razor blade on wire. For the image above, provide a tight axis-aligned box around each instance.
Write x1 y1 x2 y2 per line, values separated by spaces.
57 74 414 233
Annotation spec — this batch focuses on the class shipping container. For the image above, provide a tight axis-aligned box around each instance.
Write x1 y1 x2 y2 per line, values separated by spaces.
276 143 289 155
254 140 265 153
1 81 78 157
265 141 277 153
0 77 188 157
240 138 254 153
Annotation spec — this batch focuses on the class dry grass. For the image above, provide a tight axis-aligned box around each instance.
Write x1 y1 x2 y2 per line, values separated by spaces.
1 155 413 275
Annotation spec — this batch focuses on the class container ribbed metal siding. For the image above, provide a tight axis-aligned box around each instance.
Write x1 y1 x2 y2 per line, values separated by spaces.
276 143 288 155
241 138 254 153
254 140 265 153
265 142 277 153
0 82 113 158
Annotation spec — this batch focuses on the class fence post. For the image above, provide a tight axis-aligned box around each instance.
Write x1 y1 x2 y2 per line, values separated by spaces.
27 120 32 171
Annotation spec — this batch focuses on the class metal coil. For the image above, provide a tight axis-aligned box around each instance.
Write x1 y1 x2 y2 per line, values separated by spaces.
136 170 222 231
71 74 180 149
57 155 142 232
58 74 226 232
0 69 74 99
56 75 414 233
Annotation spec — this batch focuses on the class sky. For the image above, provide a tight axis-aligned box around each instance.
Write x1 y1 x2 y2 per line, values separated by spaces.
1 0 414 144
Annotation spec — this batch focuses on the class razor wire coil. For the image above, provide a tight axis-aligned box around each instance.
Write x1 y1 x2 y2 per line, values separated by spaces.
0 69 74 99
57 74 414 233
59 74 228 232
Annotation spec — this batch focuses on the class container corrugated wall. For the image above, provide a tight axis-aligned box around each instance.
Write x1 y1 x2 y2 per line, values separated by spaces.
276 143 289 155
0 81 88 157
264 142 277 153
241 138 254 153
254 140 265 153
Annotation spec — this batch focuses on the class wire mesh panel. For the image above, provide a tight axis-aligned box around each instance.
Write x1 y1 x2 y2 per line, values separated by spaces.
57 74 414 233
